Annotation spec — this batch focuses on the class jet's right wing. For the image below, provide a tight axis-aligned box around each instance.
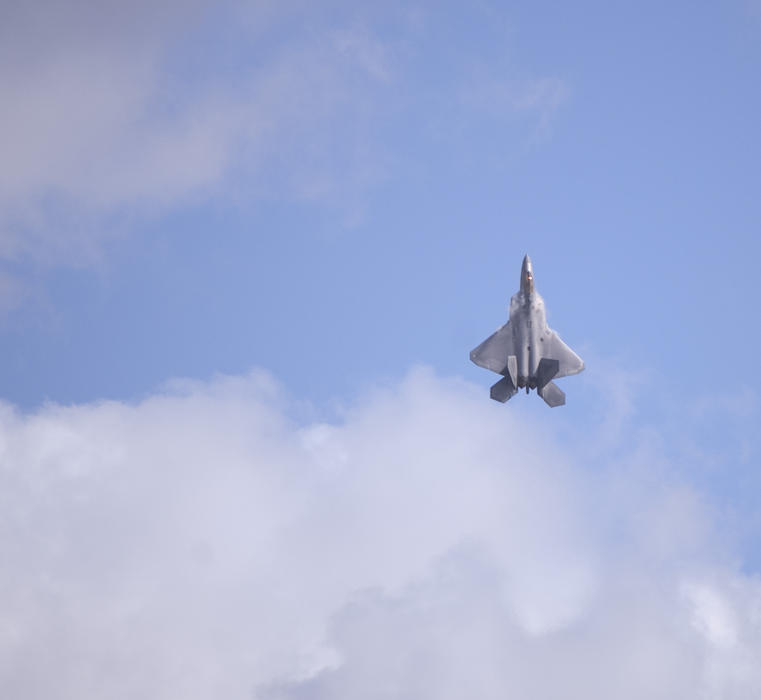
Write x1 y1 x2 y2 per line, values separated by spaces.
470 322 514 374
543 330 584 379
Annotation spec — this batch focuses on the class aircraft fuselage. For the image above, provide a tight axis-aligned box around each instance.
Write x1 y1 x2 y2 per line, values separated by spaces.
470 254 584 407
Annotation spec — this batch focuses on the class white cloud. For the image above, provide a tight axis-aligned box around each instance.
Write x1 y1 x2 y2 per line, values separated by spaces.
1 367 760 698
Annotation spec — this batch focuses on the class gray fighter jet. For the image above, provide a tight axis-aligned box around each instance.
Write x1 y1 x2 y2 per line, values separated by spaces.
470 255 584 407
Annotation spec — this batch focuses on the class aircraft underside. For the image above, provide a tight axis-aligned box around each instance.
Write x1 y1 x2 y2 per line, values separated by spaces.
489 356 566 407
470 255 584 408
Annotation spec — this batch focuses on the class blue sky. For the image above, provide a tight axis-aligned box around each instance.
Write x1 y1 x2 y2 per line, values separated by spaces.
3 1 759 412
2 2 761 697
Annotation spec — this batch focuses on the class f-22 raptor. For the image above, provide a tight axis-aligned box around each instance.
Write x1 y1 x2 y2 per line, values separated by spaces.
470 255 584 407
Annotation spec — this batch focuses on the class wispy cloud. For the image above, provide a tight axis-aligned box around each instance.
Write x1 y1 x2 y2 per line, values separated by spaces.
1 367 759 697
0 1 568 267
459 72 570 139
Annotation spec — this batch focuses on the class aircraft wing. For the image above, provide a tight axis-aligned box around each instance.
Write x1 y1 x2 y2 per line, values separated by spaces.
470 322 514 374
543 330 584 378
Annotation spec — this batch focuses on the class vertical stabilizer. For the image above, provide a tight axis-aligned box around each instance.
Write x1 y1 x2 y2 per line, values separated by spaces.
536 358 559 389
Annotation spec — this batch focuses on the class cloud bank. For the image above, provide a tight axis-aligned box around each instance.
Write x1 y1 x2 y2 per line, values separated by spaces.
1 367 759 698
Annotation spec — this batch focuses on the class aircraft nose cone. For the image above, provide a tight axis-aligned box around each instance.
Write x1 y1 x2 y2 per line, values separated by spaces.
520 254 534 293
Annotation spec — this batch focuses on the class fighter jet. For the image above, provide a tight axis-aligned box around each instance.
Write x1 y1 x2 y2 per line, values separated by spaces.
470 255 584 407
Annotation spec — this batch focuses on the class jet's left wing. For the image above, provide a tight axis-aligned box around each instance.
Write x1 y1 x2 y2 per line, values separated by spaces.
470 322 514 374
542 330 584 379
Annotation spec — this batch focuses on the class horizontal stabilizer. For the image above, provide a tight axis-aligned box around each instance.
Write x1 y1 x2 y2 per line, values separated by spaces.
490 376 517 403
538 381 565 407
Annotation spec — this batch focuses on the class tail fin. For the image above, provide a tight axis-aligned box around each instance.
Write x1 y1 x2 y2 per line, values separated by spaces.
490 376 517 403
536 358 559 389
538 381 565 407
